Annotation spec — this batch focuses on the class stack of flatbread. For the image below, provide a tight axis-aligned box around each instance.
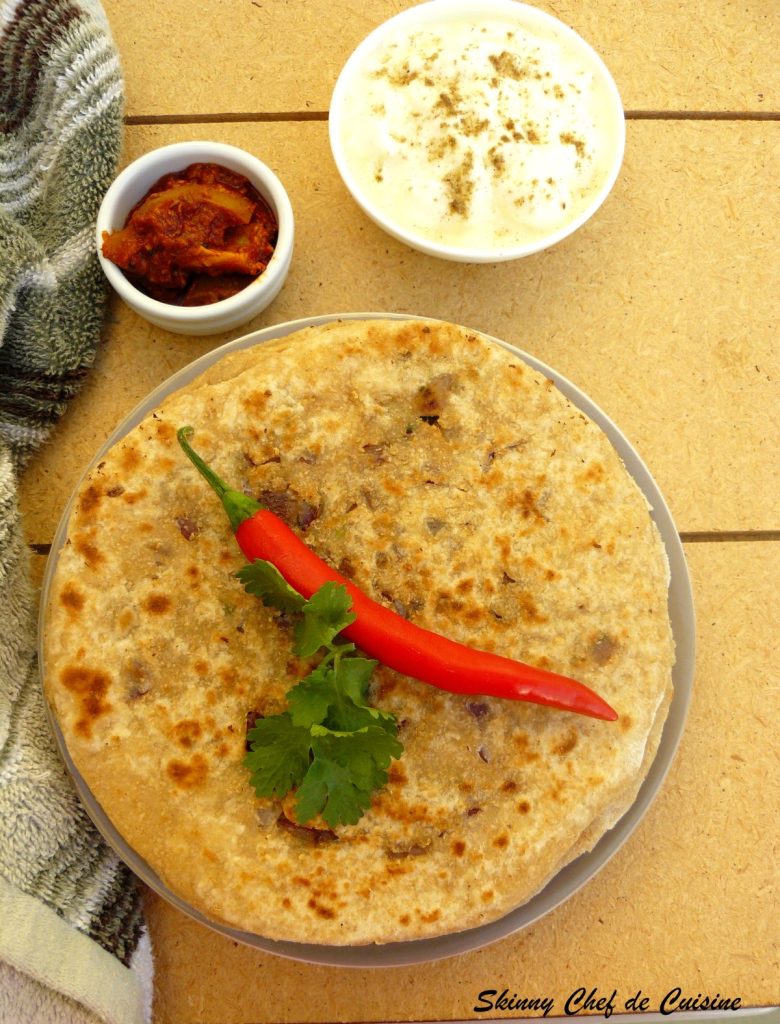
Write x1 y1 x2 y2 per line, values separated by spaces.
43 319 674 945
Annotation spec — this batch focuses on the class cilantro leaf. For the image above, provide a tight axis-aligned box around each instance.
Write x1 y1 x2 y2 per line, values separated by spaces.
244 714 311 799
294 725 403 827
293 581 356 657
327 657 397 733
332 656 375 704
294 756 373 827
287 656 397 735
236 560 306 613
329 699 398 735
286 662 334 729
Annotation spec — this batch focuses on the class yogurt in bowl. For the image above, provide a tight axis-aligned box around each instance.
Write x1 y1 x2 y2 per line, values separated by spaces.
329 0 625 262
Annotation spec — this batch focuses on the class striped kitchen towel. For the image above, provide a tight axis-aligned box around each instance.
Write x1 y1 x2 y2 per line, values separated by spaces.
0 1 152 1021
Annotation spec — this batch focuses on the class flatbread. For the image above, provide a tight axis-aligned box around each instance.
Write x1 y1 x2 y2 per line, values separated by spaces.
43 319 674 944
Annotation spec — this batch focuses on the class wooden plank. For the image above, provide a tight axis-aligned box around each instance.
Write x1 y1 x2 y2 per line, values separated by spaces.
142 539 779 1022
103 0 779 118
18 119 779 540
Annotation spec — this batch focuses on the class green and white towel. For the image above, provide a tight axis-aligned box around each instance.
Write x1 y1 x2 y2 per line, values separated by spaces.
1 1 152 1021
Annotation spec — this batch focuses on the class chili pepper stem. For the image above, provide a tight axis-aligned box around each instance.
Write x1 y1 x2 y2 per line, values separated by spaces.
177 426 261 531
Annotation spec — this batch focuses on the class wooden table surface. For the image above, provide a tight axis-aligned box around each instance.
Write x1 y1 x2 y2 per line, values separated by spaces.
20 2 779 1021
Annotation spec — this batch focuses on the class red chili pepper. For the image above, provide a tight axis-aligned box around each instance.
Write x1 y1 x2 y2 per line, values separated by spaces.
178 427 617 722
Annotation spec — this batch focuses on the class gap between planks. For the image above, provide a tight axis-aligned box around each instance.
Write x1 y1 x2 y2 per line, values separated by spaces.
124 110 780 126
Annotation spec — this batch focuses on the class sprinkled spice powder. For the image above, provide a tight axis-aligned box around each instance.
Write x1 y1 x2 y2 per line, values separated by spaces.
488 49 530 80
443 150 475 215
560 130 586 158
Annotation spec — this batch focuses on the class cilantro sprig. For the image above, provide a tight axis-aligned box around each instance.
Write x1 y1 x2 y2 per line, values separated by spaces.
235 561 403 828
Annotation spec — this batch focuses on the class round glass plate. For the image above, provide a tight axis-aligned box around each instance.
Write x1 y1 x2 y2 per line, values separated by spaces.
39 313 695 967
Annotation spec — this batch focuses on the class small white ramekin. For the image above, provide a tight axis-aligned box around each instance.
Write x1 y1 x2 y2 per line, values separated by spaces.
329 0 625 263
96 141 294 335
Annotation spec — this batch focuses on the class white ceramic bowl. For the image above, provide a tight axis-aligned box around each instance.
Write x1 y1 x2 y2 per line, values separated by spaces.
329 0 625 263
96 141 294 335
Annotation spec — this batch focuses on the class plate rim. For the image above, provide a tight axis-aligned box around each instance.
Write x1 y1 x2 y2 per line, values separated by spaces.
38 312 695 968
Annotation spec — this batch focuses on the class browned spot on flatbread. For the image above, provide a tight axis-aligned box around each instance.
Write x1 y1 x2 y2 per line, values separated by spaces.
418 908 441 923
452 840 466 857
388 763 407 786
463 605 486 625
117 609 134 631
436 590 464 614
217 666 246 696
172 720 202 748
282 898 291 909
375 790 440 826
501 779 518 793
385 861 412 876
78 485 102 517
549 779 567 802
514 733 541 763
61 666 112 739
60 583 85 614
121 445 141 471
484 466 505 487
167 755 208 789
518 591 547 623
399 913 411 925
510 487 543 521
122 489 147 505
492 834 509 849
620 714 633 732
308 897 336 919
73 536 104 569
194 660 208 676
552 728 579 756
495 534 512 560
517 799 531 814
142 593 171 614
578 460 606 487
154 421 175 442
241 389 273 415
481 889 494 902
